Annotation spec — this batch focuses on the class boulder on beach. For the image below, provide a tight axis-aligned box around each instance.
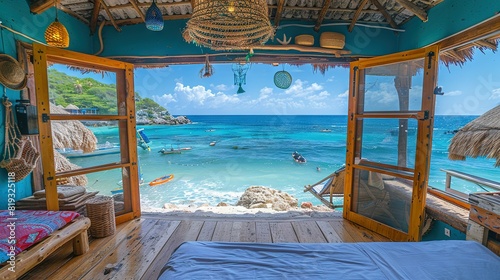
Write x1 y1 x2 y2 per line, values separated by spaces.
236 186 298 211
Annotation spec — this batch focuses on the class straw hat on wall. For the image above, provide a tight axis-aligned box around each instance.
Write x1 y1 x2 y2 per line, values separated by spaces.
0 54 27 90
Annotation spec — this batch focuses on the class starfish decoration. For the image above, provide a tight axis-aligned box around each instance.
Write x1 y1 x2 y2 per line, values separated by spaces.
276 34 291 45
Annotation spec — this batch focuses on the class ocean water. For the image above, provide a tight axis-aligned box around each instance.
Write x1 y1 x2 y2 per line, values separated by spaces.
74 115 500 210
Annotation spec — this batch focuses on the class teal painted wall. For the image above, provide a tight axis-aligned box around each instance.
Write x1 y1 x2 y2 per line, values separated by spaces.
0 0 93 209
96 19 399 57
399 0 500 51
422 220 466 241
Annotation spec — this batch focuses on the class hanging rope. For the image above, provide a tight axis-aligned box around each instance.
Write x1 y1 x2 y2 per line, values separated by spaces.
0 97 40 182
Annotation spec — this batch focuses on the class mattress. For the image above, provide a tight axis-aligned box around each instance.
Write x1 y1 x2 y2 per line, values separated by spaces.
159 240 500 280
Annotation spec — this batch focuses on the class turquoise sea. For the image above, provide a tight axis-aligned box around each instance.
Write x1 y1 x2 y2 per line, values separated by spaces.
72 115 500 210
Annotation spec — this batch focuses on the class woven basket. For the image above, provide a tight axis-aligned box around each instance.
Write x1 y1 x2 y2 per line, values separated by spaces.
86 196 116 238
295 35 314 46
320 32 345 49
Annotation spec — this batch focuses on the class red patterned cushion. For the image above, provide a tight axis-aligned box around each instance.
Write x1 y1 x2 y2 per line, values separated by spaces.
0 210 79 263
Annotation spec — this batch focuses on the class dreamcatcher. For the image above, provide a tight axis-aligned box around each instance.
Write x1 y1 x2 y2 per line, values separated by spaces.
232 63 250 94
199 55 214 78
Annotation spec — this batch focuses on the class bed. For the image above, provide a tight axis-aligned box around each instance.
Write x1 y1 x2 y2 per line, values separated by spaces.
0 210 90 279
159 240 500 279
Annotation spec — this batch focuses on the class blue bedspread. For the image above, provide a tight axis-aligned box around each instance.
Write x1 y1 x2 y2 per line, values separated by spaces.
159 240 500 280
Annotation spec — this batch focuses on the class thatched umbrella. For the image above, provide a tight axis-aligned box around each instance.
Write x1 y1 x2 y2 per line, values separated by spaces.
49 103 97 186
50 103 97 153
448 105 500 167
53 150 88 186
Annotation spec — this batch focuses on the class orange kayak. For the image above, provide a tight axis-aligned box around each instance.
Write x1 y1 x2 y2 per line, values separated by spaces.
149 174 174 186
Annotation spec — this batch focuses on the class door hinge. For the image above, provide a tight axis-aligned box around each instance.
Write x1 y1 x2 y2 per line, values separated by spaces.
427 51 435 69
42 113 50 122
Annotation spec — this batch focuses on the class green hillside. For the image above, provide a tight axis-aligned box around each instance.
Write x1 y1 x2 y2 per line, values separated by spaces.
47 69 168 115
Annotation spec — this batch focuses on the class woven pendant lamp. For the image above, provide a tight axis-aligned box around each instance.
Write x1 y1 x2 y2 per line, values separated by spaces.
146 0 164 31
45 2 69 48
183 0 274 50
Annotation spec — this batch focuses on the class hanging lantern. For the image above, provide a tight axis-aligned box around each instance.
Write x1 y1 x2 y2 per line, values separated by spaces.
146 0 164 31
45 4 69 48
232 63 249 94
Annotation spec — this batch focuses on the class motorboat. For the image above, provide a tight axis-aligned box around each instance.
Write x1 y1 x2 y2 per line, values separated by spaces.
292 151 306 163
158 146 192 154
209 141 216 146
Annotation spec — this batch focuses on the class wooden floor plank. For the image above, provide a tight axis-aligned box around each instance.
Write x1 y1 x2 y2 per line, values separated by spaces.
329 220 356 243
269 222 298 243
212 221 233 241
255 222 272 243
316 220 343 243
292 220 327 243
81 219 157 280
107 220 181 280
141 220 203 280
48 219 150 280
18 214 394 280
231 221 256 242
197 221 217 241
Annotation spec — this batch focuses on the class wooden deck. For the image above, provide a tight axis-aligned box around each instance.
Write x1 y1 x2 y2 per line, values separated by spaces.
19 211 390 280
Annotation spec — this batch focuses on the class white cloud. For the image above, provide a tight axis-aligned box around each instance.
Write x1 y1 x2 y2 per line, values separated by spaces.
152 93 176 105
284 79 324 97
337 90 349 98
446 90 463 96
490 88 500 99
327 76 335 82
213 84 230 91
173 82 240 108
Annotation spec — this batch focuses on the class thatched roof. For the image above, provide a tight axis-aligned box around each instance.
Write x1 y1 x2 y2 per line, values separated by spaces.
50 103 97 153
54 150 88 186
448 105 500 167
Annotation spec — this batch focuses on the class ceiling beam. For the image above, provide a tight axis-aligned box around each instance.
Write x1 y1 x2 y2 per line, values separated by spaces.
370 0 399 30
105 1 191 11
108 14 191 26
27 0 59 14
274 0 286 27
100 0 121 32
394 0 428 22
348 0 370 32
90 0 102 34
129 0 146 22
57 3 89 25
314 0 332 32
268 5 379 13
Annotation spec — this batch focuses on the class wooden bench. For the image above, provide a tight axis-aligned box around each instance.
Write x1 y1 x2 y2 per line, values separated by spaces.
0 216 91 280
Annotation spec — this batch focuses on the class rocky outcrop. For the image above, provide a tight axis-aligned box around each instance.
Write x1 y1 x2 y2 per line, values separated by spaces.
136 110 192 125
236 186 298 211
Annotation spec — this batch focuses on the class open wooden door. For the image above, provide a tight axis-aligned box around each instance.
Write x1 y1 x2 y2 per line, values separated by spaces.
344 45 439 241
32 43 140 224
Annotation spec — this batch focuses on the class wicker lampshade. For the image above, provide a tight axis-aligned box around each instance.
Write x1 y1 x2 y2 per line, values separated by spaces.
146 0 164 31
183 0 274 50
45 18 69 48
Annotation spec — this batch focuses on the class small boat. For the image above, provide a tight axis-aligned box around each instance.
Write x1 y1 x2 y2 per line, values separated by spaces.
57 142 119 158
158 148 182 154
209 141 216 146
320 129 332 132
149 174 174 186
292 151 306 163
137 128 151 151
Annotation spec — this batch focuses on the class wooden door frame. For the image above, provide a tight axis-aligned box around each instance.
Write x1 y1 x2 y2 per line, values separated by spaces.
32 43 140 223
344 45 439 241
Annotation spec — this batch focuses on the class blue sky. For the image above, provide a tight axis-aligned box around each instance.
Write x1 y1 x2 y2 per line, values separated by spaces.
55 49 500 116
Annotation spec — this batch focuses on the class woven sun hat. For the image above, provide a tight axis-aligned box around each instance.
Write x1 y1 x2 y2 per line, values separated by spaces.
0 54 27 90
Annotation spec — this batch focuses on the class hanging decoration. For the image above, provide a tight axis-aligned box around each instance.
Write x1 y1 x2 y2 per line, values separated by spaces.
232 63 250 94
183 0 274 50
146 0 164 31
45 1 70 48
274 65 292 89
199 55 214 78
